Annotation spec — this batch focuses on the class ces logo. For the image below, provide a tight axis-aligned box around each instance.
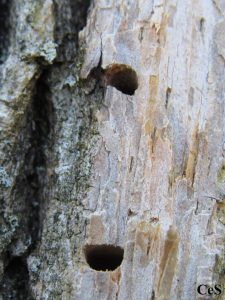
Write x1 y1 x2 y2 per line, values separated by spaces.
197 284 224 296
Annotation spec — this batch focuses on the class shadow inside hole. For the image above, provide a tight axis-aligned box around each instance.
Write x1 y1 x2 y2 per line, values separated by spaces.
104 64 138 95
84 244 124 271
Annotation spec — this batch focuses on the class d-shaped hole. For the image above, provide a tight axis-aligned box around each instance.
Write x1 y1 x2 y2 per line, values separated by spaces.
104 64 138 95
84 244 124 271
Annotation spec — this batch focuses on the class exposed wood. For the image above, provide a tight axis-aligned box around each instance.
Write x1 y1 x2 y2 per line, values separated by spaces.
0 0 225 299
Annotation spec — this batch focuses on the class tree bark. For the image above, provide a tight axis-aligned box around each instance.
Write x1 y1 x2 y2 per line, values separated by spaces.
0 0 225 299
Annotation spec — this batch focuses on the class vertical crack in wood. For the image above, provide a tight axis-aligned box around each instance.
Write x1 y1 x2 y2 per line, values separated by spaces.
0 0 12 64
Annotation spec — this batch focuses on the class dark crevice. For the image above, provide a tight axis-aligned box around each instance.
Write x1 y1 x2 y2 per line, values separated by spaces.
0 0 13 64
0 256 32 300
53 0 92 61
84 244 124 271
11 69 53 252
1 70 53 298
2 0 94 299
69 0 91 43
26 69 53 249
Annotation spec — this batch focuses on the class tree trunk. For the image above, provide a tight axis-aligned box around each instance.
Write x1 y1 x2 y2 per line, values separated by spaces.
0 0 225 299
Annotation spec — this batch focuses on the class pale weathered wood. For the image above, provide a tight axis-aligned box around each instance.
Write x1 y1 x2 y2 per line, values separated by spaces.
0 0 225 299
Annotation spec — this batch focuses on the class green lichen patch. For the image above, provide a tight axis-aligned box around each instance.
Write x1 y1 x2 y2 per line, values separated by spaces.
0 166 12 188
0 214 18 252
218 164 225 183
39 41 57 64
217 201 225 225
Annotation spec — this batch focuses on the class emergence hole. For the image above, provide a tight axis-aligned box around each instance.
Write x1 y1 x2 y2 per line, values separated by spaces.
104 64 138 95
84 244 124 271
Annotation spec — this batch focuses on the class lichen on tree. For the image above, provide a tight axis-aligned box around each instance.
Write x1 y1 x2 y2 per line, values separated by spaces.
1 0 225 299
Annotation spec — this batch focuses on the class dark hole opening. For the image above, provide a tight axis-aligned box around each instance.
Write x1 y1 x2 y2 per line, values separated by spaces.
104 64 138 95
199 18 205 32
165 87 171 108
84 244 124 271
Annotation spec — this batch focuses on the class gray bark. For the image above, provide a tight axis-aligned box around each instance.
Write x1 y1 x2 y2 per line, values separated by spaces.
0 0 225 300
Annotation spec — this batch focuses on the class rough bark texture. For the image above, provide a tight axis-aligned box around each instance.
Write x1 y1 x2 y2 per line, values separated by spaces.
0 0 225 299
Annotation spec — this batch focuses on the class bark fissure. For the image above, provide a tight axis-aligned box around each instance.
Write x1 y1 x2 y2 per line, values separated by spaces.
27 70 53 248
1 0 225 299
0 0 12 64
53 0 91 61
0 70 53 299
0 0 95 299
1 256 30 300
